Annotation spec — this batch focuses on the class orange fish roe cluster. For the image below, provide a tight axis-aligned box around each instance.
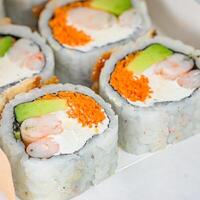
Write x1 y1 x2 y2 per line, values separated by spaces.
91 52 112 93
40 92 106 127
110 53 152 102
92 52 112 82
49 1 92 46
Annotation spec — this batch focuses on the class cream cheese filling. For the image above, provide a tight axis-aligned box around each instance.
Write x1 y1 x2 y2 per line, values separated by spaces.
48 111 109 155
65 8 142 52
0 55 40 88
128 68 194 107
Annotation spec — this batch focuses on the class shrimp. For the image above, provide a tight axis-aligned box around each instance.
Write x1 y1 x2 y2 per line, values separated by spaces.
68 7 117 30
22 52 45 71
21 113 63 145
8 39 40 62
26 138 59 159
153 53 194 80
7 38 44 72
177 70 200 89
119 9 141 28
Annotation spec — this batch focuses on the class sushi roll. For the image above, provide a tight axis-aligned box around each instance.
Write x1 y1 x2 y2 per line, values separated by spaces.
0 0 5 19
39 0 151 86
0 84 118 200
0 148 16 200
99 36 200 154
4 0 48 28
0 24 54 114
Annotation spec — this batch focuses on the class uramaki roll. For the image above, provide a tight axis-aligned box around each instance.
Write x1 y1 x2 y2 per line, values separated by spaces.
0 24 54 114
99 36 200 154
4 0 48 28
0 0 5 19
39 0 151 86
0 84 118 200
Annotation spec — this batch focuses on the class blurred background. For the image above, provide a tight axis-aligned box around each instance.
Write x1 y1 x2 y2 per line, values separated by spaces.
146 0 200 48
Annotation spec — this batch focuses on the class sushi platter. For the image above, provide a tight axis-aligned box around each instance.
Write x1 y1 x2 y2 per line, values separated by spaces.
0 0 200 200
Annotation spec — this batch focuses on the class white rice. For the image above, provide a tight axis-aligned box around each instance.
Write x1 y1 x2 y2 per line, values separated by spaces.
0 84 118 200
99 36 200 154
39 0 151 86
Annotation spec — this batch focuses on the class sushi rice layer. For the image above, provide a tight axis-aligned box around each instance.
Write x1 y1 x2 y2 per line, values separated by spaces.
14 91 110 158
39 0 151 86
4 0 47 28
49 0 142 52
100 36 200 154
0 38 44 88
0 24 54 114
0 25 54 86
0 84 118 200
109 44 198 107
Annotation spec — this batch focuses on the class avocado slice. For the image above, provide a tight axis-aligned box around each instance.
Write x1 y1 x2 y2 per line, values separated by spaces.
91 0 132 16
0 36 14 57
127 44 173 74
15 99 67 123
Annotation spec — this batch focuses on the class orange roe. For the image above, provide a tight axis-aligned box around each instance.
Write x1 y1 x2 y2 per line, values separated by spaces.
92 52 112 82
91 51 112 93
49 1 92 46
110 53 152 102
39 91 106 127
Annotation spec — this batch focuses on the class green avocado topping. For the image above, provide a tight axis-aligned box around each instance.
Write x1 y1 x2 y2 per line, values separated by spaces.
91 0 132 16
127 44 173 74
0 36 14 57
15 99 68 123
